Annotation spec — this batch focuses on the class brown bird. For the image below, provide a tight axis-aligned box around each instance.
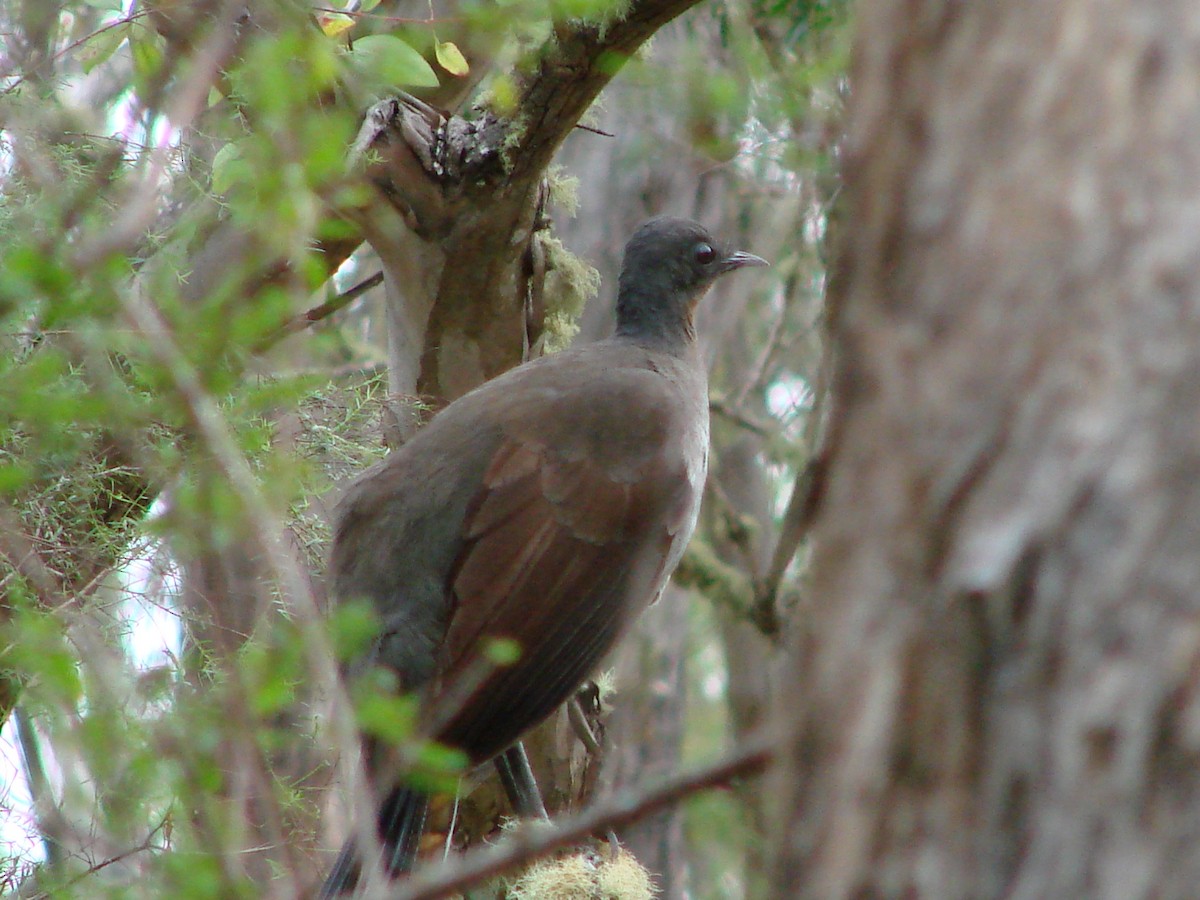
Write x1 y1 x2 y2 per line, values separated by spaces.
319 216 767 895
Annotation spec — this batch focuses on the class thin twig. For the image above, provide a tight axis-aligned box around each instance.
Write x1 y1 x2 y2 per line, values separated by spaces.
572 123 615 137
71 2 244 270
750 229 833 622
0 504 67 598
709 398 777 438
0 11 151 92
394 730 776 900
14 708 63 869
567 696 601 754
733 272 793 409
253 270 384 353
25 813 171 900
312 6 459 24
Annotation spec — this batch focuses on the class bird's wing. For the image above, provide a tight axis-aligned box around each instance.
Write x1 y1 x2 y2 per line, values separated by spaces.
430 415 698 761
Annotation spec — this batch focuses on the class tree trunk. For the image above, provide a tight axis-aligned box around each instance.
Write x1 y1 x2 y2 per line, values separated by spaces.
771 2 1200 897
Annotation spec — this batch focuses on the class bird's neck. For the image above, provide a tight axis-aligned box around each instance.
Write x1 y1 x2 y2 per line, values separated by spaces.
614 292 697 354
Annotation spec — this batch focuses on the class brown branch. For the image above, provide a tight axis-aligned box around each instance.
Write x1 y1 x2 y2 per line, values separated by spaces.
503 0 706 186
394 730 776 900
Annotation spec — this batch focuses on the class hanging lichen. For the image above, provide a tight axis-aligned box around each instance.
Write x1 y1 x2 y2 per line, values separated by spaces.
539 233 601 353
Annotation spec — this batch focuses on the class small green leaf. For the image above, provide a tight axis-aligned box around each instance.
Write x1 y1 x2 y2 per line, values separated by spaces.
407 741 469 793
360 0 382 9
40 647 84 707
210 142 244 195
596 49 629 76
414 742 468 777
82 0 124 9
483 637 521 666
355 691 419 745
251 673 295 716
130 26 165 82
328 600 381 661
434 40 469 77
347 34 439 91
79 22 129 73
319 11 355 37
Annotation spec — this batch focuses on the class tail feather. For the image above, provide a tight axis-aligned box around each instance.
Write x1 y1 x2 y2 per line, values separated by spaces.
318 787 429 897
379 785 429 876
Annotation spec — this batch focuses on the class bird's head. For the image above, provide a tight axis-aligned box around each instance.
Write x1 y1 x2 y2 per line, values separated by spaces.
616 216 767 345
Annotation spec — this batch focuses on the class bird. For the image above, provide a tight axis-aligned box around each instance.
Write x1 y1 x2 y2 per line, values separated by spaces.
318 216 767 896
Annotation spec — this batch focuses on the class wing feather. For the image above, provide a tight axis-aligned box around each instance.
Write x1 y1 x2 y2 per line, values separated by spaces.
431 433 694 762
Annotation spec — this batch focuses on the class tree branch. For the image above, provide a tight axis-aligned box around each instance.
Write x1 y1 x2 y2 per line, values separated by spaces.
394 729 776 900
506 0 703 179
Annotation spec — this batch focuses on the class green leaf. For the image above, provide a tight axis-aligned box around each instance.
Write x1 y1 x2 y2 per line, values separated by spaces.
413 742 468 777
82 0 124 9
434 40 469 77
483 637 521 666
319 11 355 37
210 142 244 195
130 26 165 83
79 21 130 73
347 34 439 91
354 691 419 745
328 600 381 662
361 0 382 9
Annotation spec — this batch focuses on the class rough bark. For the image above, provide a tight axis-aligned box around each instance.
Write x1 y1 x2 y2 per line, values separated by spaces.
771 2 1200 897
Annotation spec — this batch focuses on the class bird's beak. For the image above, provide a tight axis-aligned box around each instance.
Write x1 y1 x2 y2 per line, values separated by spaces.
720 250 769 272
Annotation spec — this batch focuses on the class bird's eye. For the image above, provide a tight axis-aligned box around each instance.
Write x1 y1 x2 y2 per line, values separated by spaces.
694 243 716 265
